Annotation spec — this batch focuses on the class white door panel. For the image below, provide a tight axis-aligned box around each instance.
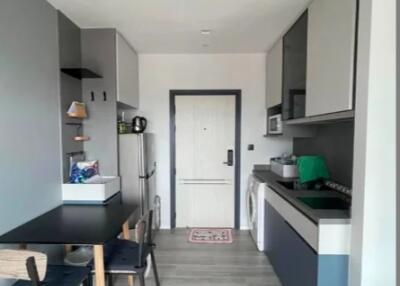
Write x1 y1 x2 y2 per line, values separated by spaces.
175 95 235 228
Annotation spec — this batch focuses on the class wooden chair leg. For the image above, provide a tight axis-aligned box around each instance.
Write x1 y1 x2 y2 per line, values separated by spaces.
128 275 135 286
150 251 160 286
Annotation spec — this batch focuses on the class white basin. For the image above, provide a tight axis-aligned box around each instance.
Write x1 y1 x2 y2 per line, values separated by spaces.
62 176 120 203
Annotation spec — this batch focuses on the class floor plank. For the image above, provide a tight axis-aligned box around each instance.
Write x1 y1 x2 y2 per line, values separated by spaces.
112 229 281 286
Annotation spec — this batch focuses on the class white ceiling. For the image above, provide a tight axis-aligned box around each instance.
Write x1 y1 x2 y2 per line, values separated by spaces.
47 0 310 54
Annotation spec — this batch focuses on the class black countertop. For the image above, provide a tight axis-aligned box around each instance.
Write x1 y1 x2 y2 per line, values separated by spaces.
253 165 351 225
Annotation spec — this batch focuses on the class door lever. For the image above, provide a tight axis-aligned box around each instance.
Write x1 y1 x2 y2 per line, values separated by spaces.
223 149 234 166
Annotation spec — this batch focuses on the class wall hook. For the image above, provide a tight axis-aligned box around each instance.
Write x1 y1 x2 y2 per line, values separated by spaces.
91 91 95 101
103 91 107 101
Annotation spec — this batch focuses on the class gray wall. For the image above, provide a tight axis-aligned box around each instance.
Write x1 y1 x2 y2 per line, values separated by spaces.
58 11 83 182
293 121 354 186
0 0 63 285
81 29 118 176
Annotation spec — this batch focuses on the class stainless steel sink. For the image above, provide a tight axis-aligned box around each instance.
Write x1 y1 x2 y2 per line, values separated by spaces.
277 180 333 191
297 197 350 210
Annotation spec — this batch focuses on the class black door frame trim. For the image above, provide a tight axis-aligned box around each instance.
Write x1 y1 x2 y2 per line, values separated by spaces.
170 89 242 229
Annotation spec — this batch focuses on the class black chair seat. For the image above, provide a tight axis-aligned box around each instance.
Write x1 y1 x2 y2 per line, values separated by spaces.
13 265 91 286
89 239 151 273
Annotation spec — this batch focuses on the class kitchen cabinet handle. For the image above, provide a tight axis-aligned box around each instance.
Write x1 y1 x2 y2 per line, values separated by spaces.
179 179 231 185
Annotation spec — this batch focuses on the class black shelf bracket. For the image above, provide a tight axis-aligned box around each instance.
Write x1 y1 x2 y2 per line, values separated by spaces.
61 68 102 80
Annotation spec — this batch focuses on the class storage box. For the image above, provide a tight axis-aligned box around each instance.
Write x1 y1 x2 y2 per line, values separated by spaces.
62 176 120 204
271 160 298 178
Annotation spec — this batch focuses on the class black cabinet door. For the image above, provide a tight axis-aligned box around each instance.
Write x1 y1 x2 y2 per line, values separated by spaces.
282 11 308 121
265 201 318 286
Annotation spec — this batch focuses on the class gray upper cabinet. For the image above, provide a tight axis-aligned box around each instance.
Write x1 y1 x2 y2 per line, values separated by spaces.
282 11 308 121
306 0 357 117
116 33 139 109
266 39 283 109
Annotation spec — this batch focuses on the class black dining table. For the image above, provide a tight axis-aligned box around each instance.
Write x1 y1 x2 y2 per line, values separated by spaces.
0 194 138 286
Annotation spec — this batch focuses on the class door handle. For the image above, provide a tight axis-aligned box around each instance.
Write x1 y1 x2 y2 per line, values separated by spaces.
223 149 234 166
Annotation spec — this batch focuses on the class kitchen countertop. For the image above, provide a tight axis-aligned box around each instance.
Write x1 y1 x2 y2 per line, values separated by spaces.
253 165 351 225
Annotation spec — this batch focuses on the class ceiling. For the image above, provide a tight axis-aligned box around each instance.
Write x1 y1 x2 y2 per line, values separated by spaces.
47 0 310 54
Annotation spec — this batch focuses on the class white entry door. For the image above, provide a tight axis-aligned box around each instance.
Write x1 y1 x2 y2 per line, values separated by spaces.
175 95 236 228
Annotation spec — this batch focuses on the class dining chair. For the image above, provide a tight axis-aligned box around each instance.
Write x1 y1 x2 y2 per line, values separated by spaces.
90 210 161 286
0 249 92 286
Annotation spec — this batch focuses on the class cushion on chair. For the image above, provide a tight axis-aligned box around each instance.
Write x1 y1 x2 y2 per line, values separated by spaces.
13 265 90 286
89 239 151 273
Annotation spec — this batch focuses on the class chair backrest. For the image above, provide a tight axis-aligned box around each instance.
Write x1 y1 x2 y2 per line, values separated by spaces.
134 210 153 266
134 209 154 245
0 249 47 282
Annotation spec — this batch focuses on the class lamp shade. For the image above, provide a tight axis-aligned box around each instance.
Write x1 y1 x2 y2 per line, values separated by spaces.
67 101 87 118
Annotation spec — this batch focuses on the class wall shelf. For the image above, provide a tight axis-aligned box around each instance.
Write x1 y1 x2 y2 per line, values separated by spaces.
61 68 102 80
65 122 89 141
285 110 355 125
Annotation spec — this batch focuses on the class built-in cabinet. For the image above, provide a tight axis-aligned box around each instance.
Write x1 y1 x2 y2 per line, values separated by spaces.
116 33 139 109
265 24 315 138
81 29 139 176
265 200 318 286
282 11 308 121
306 0 357 116
266 39 283 109
265 0 357 128
264 185 350 286
81 29 119 176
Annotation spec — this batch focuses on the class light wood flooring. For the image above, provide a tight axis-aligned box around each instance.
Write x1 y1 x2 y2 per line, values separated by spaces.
114 229 281 286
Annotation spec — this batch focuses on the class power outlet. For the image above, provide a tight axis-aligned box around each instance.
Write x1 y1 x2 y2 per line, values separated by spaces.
247 144 255 151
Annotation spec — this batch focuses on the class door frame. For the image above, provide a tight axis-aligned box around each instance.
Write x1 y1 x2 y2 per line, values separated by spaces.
170 89 242 229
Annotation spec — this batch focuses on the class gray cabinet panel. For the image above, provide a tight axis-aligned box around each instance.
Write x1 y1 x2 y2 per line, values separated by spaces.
116 33 139 108
266 39 283 109
57 11 83 181
265 200 318 286
282 11 308 121
318 255 349 286
81 29 118 176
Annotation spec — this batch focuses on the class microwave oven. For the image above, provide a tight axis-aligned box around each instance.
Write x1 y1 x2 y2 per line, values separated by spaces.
267 104 283 135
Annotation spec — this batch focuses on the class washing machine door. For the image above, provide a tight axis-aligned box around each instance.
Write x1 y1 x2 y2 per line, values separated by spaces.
246 176 258 230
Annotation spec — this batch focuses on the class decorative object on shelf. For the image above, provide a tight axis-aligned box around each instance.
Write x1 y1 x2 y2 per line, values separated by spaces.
67 101 87 118
61 68 102 80
117 111 129 134
73 136 90 142
66 122 90 142
69 160 99 184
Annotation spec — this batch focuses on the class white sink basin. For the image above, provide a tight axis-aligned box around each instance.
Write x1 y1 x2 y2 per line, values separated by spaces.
62 176 120 203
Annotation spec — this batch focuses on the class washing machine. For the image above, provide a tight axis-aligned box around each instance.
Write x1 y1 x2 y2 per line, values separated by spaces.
246 174 266 251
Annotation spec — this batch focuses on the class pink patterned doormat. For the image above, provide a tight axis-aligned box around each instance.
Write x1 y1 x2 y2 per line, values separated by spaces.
188 228 234 244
